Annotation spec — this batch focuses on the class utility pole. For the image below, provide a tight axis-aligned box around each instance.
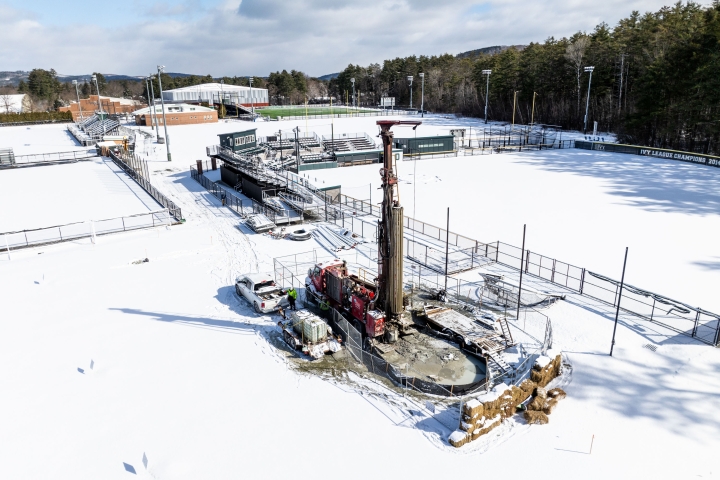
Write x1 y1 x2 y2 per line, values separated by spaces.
419 72 425 117
516 224 527 322
351 77 355 108
157 65 171 161
248 76 255 117
583 66 595 134
72 80 83 121
618 54 625 111
92 74 105 137
610 247 629 357
512 91 518 128
148 74 159 136
407 75 414 109
482 70 491 124
530 92 537 126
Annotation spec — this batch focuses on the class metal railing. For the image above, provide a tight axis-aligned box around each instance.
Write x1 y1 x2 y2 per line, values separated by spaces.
1 209 172 252
108 150 183 222
9 149 98 166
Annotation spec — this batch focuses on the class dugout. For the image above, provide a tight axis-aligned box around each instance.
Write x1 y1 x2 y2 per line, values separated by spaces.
395 135 455 156
334 148 404 167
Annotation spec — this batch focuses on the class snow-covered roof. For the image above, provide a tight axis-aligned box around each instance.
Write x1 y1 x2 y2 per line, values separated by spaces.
165 83 255 93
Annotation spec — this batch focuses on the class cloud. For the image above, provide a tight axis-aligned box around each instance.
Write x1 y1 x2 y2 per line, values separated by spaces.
0 0 683 77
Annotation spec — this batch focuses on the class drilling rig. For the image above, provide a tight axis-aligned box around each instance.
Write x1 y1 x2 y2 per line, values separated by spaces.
375 120 421 339
305 121 421 344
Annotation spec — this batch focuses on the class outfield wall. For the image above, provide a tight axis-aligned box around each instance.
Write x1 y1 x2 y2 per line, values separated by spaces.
575 141 720 168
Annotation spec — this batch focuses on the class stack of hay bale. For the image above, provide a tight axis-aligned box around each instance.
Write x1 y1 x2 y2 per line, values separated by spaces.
449 350 566 448
523 349 565 425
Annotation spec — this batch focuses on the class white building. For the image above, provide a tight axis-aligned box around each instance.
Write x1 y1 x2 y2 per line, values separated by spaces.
0 94 31 113
161 83 269 107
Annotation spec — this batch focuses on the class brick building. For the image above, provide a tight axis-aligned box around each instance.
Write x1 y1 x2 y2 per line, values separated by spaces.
133 103 218 126
59 95 144 121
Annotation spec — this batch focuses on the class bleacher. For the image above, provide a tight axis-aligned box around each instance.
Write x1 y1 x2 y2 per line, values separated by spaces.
321 132 376 153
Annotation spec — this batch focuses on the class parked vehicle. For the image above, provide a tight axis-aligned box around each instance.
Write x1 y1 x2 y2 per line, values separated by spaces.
235 273 288 313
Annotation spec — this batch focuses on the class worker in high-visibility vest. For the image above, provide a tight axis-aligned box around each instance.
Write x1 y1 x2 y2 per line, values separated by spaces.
319 298 330 318
287 287 298 311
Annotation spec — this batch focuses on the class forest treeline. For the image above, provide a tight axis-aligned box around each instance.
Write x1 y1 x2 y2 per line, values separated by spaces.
4 2 718 152
329 1 720 153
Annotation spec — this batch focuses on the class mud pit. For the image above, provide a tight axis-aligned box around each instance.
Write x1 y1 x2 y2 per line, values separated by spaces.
380 333 486 385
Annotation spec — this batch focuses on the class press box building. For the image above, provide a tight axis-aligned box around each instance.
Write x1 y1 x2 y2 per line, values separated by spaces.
162 83 269 107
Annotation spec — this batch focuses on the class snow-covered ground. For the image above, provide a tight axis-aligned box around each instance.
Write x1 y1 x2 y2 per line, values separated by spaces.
1 118 719 479
0 123 90 156
0 158 160 232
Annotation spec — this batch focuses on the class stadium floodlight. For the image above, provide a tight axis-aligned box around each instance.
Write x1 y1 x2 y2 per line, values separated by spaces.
248 77 255 116
350 77 355 108
482 70 492 124
148 74 159 135
71 80 83 120
157 65 171 161
91 74 106 136
419 72 425 117
407 75 414 109
583 66 595 133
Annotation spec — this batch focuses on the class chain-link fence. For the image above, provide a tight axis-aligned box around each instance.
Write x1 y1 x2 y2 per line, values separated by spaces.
1 209 172 253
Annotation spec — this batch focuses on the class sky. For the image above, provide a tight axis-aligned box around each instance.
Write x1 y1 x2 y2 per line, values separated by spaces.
0 0 697 78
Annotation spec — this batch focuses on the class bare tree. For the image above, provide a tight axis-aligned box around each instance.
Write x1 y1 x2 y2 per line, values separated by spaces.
565 35 590 115
0 94 13 114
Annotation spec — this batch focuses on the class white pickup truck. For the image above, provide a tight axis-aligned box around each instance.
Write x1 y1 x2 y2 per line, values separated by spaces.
235 273 289 313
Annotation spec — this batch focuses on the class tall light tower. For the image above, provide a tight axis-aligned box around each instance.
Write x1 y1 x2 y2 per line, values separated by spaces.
350 77 355 108
219 79 225 118
148 74 159 136
482 69 492 124
91 74 105 136
248 76 255 116
407 75 414 109
419 72 425 117
157 65 171 161
583 66 595 134
71 80 83 121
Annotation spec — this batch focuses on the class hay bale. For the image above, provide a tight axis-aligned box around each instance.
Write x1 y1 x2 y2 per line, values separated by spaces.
530 369 544 384
543 398 559 415
535 387 547 399
524 410 549 425
527 395 547 411
519 379 537 394
449 430 470 448
460 421 474 432
548 387 566 400
463 398 484 418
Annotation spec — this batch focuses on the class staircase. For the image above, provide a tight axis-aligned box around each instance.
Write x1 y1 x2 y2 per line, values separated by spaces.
497 316 514 346
487 351 512 376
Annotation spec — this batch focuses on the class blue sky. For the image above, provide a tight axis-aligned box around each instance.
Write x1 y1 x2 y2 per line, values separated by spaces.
0 0 697 77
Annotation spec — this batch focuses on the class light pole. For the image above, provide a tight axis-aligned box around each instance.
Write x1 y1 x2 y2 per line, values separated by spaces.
482 69 491 124
248 77 254 117
71 80 83 121
92 74 105 136
419 72 425 117
219 79 225 118
157 65 171 161
350 78 355 108
149 74 159 136
407 75 414 109
583 66 595 134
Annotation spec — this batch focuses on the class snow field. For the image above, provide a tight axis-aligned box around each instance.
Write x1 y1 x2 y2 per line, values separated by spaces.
0 123 90 156
0 158 161 232
1 118 719 478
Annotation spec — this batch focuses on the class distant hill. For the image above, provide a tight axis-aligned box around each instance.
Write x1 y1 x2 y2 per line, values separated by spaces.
317 72 339 81
0 70 206 86
456 45 527 59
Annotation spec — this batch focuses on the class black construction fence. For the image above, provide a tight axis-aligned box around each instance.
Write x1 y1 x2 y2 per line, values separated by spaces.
108 150 183 222
333 193 720 347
